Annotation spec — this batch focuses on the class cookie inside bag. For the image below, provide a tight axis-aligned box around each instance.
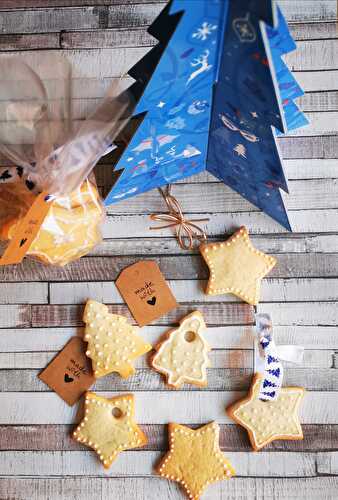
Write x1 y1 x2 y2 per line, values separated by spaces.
0 176 103 266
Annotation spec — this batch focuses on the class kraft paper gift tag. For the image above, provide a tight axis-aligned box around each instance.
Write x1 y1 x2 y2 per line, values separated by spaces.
0 191 51 265
116 260 178 326
39 337 95 406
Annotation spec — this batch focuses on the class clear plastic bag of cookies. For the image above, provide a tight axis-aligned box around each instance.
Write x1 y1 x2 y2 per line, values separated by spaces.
0 55 132 266
0 169 104 266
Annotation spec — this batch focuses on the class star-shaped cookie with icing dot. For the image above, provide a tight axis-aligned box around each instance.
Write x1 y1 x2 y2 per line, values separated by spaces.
200 226 277 305
226 373 305 451
151 311 211 389
73 392 147 468
83 300 152 378
157 422 235 499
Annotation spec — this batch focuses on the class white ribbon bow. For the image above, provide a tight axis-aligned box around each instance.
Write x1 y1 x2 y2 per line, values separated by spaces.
254 313 304 401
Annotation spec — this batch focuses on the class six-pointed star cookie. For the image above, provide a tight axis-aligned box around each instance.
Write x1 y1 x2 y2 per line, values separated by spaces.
156 422 235 499
199 226 276 305
84 300 152 378
73 392 147 468
151 311 211 389
226 373 305 451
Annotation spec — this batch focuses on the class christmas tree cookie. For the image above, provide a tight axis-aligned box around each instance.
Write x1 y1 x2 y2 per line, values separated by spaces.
151 311 211 389
83 300 152 378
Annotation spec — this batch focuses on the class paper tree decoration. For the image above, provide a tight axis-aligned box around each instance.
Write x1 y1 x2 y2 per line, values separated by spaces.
105 0 308 230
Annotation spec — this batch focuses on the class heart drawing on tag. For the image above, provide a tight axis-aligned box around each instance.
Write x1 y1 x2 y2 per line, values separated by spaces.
64 373 74 383
147 296 157 306
19 238 28 248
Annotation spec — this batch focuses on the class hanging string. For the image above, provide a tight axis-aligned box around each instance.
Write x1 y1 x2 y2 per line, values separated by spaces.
149 185 209 251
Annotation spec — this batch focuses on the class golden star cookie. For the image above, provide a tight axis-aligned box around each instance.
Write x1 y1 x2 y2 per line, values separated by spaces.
226 373 305 451
84 300 152 378
28 201 102 266
200 226 276 305
157 422 235 499
73 392 147 468
151 311 211 389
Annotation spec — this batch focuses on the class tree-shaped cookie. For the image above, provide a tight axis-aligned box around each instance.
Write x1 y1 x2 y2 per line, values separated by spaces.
151 311 211 388
83 300 152 378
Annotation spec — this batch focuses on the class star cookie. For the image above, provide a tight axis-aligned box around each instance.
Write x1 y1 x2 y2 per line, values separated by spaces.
226 373 305 451
199 226 276 305
73 392 147 468
156 422 235 499
151 311 211 389
83 300 152 378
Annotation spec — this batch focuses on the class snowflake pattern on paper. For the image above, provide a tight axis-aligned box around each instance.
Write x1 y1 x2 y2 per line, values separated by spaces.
192 21 218 41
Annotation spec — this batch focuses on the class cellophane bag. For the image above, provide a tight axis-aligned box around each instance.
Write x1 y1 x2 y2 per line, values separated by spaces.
0 55 131 266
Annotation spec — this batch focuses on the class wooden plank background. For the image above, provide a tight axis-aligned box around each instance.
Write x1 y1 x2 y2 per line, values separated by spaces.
0 1 337 499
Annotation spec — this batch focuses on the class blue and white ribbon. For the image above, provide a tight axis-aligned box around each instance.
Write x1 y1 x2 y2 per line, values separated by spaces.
254 313 304 401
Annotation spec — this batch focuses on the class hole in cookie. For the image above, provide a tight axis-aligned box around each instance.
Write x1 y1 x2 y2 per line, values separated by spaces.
112 407 123 419
184 331 196 343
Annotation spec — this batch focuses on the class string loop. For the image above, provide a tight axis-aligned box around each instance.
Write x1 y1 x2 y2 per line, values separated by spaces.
149 186 209 250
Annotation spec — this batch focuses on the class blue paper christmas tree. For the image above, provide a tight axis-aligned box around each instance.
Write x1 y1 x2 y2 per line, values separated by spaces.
105 0 308 230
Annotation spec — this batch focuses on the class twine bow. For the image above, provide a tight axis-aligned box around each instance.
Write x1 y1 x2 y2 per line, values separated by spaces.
149 186 209 250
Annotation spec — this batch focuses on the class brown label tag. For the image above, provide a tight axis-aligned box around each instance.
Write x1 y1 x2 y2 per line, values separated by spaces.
39 337 95 406
116 260 178 327
0 191 51 266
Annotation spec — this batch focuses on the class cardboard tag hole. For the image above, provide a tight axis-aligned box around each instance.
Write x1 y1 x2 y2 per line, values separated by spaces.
112 407 123 419
184 331 196 343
